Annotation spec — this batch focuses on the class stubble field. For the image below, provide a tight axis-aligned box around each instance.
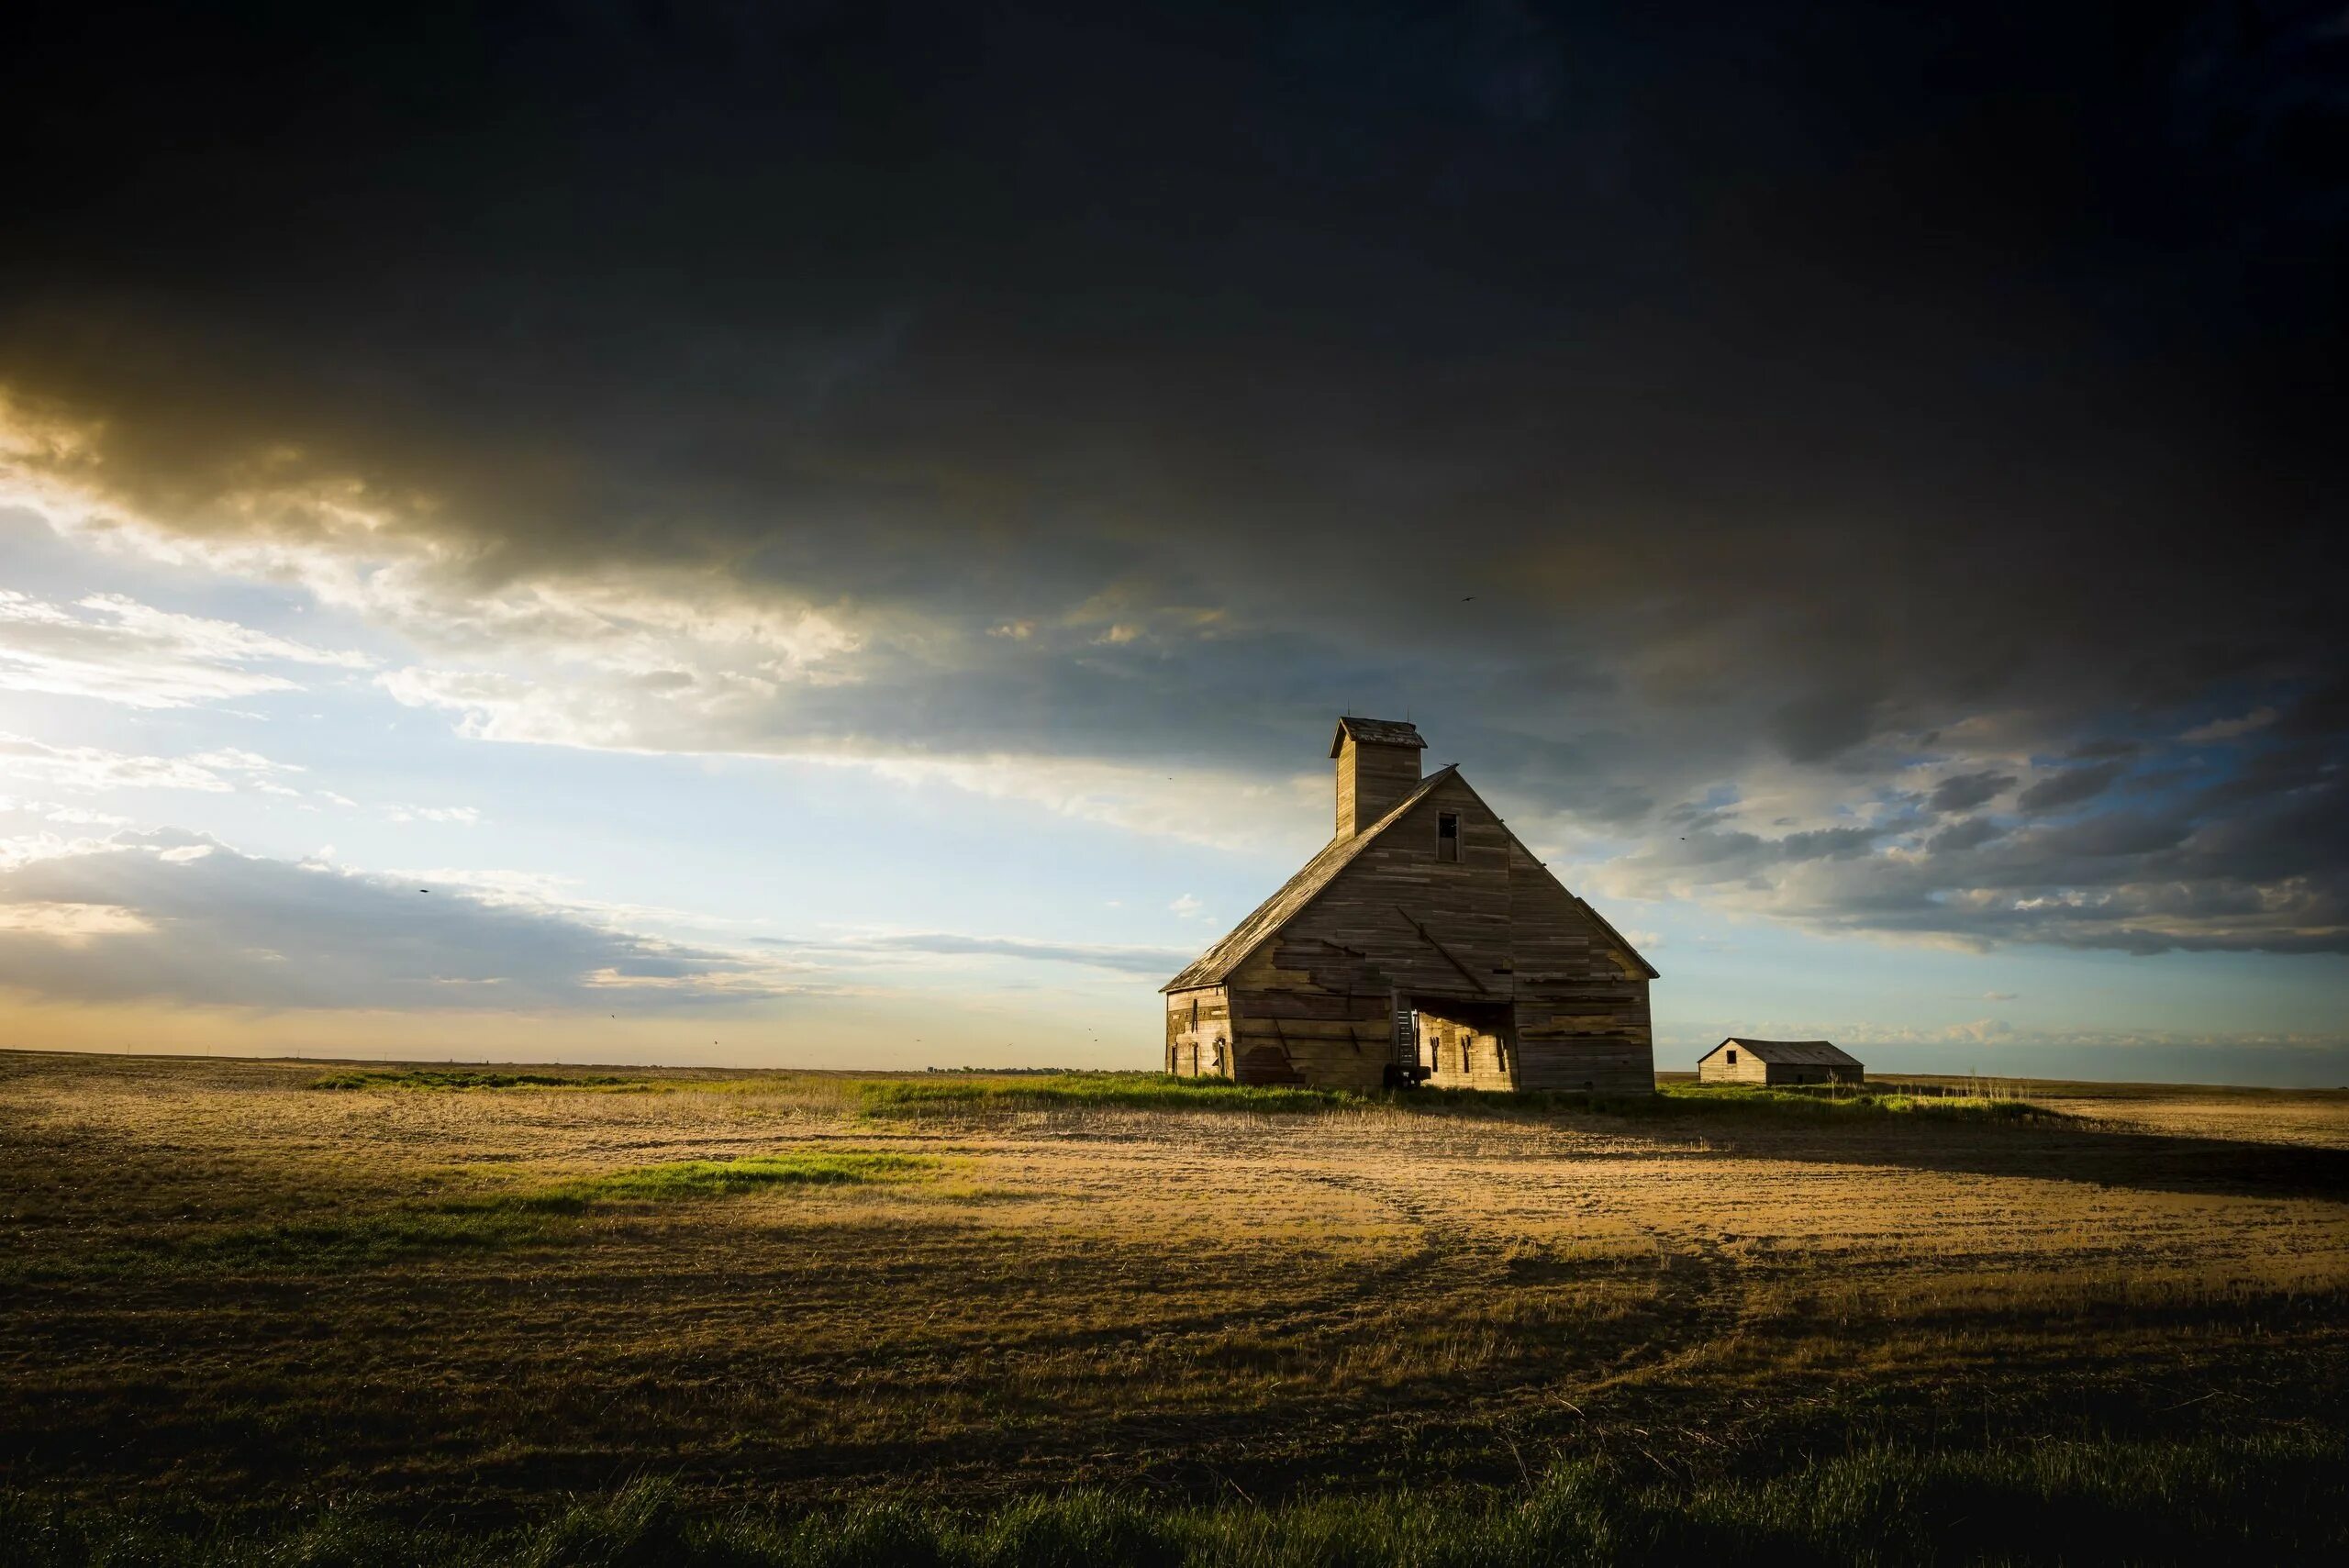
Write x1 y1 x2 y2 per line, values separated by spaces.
1 1050 2344 1564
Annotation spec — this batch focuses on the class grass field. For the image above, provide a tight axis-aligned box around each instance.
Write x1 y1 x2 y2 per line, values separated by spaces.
2 1051 2344 1564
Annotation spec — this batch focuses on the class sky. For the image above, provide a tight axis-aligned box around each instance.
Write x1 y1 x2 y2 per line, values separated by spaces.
1 2 2344 1083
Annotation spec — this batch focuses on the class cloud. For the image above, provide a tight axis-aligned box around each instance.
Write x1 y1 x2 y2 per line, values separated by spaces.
1924 816 2004 854
384 804 482 826
0 795 132 828
1594 713 2349 954
0 588 367 708
2016 762 2126 814
0 732 302 795
1929 771 2017 813
0 830 806 1009
856 932 1190 977
740 929 1193 978
2184 707 2279 742
0 899 150 942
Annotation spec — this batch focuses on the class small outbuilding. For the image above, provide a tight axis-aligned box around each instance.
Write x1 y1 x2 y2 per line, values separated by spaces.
1698 1038 1863 1085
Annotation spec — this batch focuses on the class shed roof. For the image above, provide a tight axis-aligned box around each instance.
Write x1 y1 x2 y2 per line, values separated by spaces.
1330 716 1426 756
1706 1039 1862 1067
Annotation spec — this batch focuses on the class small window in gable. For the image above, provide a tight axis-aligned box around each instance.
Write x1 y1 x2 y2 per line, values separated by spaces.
1437 812 1460 862
1726 1049 1738 1066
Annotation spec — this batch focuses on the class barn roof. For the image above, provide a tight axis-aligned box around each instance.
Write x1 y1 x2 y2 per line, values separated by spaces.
1163 766 1458 992
1329 717 1426 756
1162 765 1660 992
1706 1039 1862 1067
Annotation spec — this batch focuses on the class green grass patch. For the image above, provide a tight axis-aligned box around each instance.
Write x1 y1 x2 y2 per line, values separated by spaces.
310 1068 660 1092
3 1433 2337 1565
509 1151 938 1210
849 1071 2066 1125
1387 1081 2065 1121
1652 1081 2068 1121
303 1067 2061 1124
854 1072 1354 1117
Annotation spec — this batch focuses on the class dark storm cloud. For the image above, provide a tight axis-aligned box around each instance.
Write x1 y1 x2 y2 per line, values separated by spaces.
2 2 2344 952
1931 772 2019 814
1600 700 2349 953
2017 762 2127 814
1925 817 2006 855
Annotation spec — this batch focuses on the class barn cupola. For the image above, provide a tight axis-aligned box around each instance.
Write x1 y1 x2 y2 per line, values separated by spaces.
1330 717 1426 839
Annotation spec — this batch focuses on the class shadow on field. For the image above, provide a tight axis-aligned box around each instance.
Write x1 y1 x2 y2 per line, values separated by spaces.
1661 1114 2349 1204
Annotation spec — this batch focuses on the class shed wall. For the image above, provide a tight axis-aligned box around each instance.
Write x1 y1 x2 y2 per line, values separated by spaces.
1698 1046 1769 1084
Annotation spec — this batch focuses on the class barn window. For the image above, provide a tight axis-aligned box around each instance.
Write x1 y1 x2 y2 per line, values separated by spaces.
1726 1049 1738 1066
1437 812 1460 862
1190 998 1199 1032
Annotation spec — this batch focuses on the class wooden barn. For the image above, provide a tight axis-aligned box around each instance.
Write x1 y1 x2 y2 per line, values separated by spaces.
1697 1038 1864 1085
1162 717 1658 1094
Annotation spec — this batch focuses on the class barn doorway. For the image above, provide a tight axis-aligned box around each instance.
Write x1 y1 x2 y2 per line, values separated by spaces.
1412 998 1519 1089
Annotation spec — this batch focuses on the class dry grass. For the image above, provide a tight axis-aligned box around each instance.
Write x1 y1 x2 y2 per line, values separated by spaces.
1 1049 2343 1551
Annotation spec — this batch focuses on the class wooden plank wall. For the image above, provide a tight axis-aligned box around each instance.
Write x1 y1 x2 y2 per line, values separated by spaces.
1698 1047 1765 1084
1163 986 1233 1078
1505 837 1653 1095
1336 737 1426 838
1220 775 1656 1095
1224 940 1392 1089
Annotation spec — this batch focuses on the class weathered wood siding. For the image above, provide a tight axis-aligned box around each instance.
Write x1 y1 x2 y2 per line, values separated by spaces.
1697 1044 1766 1084
1221 940 1392 1089
1503 836 1653 1095
1164 986 1233 1079
1222 774 1653 1095
1335 735 1425 839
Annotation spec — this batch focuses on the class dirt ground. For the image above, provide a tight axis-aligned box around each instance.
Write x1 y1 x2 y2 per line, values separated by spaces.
2 1051 2343 1519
